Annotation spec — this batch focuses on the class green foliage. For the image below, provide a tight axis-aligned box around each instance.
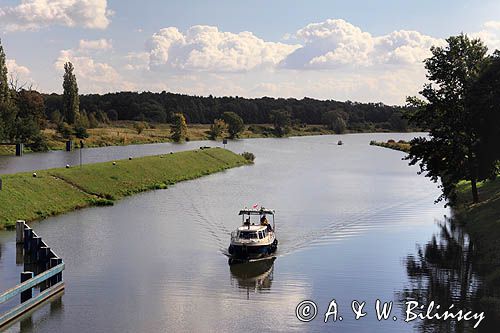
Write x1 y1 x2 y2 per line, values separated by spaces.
133 121 146 134
322 109 348 134
171 113 188 142
223 111 244 138
16 89 46 129
270 110 291 137
241 151 255 162
209 118 227 139
0 39 9 104
50 110 62 125
88 112 99 128
57 122 74 139
405 34 493 204
62 62 79 124
74 126 89 139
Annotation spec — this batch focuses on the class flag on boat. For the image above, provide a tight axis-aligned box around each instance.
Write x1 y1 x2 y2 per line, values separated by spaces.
252 204 259 209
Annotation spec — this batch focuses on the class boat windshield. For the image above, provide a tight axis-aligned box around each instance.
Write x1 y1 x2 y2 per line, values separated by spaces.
239 231 258 239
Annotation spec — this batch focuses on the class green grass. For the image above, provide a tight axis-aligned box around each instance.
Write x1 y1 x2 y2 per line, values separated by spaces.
0 148 249 229
456 178 500 267
0 173 93 229
455 177 500 313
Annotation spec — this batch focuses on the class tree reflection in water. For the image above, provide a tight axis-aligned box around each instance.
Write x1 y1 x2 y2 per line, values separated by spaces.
399 217 499 333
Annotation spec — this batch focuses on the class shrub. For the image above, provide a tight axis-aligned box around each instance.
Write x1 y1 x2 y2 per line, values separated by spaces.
241 152 255 162
74 126 89 139
387 139 396 143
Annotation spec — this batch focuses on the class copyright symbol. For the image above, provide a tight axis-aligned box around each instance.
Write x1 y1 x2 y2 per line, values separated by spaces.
295 300 317 322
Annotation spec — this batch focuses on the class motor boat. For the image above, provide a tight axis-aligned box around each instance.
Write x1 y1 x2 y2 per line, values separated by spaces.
228 207 278 264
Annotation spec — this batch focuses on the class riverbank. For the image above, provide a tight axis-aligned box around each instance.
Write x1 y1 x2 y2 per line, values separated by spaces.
0 148 250 229
455 178 500 312
0 121 413 156
371 140 500 313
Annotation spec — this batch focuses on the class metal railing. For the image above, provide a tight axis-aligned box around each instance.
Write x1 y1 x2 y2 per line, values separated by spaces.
0 220 65 329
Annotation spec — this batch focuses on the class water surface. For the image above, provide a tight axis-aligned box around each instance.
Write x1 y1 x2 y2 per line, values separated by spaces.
2 133 481 332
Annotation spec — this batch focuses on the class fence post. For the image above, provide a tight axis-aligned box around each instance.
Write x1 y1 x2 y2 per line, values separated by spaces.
49 258 63 285
20 272 34 303
16 220 25 244
65 140 73 152
23 228 33 252
15 143 24 156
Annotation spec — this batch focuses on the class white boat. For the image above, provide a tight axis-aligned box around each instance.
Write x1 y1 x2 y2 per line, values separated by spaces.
228 208 278 263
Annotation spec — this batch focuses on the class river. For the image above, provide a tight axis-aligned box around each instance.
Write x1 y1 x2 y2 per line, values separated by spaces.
0 133 486 332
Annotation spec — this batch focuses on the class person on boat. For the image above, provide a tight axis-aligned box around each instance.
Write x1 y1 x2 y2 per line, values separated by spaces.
260 215 268 226
244 218 250 226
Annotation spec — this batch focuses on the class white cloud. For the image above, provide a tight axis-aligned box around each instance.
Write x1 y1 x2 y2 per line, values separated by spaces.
0 0 112 31
282 19 443 69
6 59 30 76
147 25 300 72
471 21 500 52
78 38 112 51
54 45 134 93
124 52 149 71
6 58 35 88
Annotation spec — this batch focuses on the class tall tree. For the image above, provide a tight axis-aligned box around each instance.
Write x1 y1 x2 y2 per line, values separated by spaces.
406 34 489 204
270 110 291 137
0 39 14 141
467 51 500 179
0 39 9 104
171 113 187 142
223 111 244 138
62 62 79 124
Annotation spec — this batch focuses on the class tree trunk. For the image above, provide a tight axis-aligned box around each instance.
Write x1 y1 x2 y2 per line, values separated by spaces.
471 178 479 204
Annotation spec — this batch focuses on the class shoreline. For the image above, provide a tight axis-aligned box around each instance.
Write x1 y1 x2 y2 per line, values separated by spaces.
372 140 500 316
0 122 419 156
0 148 250 230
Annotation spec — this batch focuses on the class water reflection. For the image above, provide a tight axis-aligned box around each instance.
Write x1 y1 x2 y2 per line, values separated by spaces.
230 258 275 298
399 218 498 332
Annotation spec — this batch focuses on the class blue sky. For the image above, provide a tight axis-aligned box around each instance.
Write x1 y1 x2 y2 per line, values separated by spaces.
2 0 500 104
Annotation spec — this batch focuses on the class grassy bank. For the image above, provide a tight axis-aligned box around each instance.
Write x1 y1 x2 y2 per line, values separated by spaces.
369 139 411 152
454 177 500 272
0 148 249 229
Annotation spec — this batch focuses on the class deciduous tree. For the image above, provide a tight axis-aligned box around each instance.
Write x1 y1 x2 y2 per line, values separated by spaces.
406 34 490 204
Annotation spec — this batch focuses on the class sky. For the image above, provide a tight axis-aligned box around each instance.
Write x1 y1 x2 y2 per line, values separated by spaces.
2 0 500 105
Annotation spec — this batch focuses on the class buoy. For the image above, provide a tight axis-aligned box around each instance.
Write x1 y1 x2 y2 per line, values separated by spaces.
32 173 37 178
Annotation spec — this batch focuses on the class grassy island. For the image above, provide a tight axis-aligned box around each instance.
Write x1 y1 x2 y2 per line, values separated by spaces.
0 148 249 229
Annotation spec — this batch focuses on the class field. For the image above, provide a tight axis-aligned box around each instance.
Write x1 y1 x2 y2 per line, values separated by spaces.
0 148 250 229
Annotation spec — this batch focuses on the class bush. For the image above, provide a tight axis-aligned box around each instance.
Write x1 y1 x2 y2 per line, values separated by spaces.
57 122 74 139
28 133 49 152
387 139 396 143
74 126 89 139
241 152 255 162
133 122 146 134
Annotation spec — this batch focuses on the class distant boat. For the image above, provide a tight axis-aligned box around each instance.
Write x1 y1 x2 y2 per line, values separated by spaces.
338 140 343 145
228 207 278 264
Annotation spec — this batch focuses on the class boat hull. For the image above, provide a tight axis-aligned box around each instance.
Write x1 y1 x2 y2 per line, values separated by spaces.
228 240 278 260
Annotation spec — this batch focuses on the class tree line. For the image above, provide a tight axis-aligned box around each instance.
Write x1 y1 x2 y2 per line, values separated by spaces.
42 92 411 132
